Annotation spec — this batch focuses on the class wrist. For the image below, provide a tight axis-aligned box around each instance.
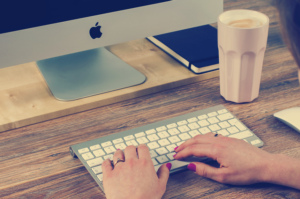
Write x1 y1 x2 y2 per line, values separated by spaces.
260 153 285 183
260 153 300 190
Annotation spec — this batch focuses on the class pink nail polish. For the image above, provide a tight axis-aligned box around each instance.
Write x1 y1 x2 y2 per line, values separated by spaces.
166 163 172 171
173 153 177 158
117 149 120 151
174 146 178 151
187 163 196 172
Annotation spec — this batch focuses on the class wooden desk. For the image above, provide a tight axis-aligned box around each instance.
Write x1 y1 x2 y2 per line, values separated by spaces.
1 0 300 198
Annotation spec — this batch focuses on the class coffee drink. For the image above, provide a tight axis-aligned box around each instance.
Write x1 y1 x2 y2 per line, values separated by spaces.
227 18 263 28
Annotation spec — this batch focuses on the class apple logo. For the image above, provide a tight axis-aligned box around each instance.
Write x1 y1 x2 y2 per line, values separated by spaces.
89 22 102 39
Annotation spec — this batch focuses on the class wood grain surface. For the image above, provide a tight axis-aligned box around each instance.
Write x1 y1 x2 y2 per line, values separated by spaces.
1 0 300 198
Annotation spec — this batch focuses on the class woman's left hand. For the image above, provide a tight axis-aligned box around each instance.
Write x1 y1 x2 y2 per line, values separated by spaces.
102 144 171 199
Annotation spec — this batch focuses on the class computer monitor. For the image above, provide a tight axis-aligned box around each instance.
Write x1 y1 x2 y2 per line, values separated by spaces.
0 0 223 101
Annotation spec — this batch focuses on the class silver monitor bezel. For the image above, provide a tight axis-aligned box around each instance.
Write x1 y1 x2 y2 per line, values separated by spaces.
0 0 223 68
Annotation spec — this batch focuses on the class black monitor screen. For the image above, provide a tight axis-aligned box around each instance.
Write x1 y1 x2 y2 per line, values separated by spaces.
0 0 170 34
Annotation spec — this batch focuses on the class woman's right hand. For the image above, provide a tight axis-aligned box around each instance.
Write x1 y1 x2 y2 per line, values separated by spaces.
174 133 275 185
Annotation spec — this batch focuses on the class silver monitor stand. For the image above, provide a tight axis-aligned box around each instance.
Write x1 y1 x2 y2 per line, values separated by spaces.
37 48 146 101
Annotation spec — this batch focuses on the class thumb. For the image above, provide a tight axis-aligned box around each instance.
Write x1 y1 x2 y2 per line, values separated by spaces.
157 162 171 186
188 162 223 182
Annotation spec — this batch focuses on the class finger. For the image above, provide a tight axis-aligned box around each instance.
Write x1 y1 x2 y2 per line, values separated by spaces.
102 158 113 180
157 163 171 186
113 149 125 167
124 145 138 160
174 144 215 160
187 162 225 183
137 144 151 160
175 133 216 152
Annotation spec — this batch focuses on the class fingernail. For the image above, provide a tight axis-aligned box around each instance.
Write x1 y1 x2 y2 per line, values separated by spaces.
173 153 177 158
117 149 120 151
187 163 196 172
166 163 172 171
174 146 178 151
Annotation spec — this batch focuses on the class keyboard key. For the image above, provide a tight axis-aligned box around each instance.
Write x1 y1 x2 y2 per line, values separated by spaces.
124 135 135 141
168 136 181 143
97 174 103 181
90 145 101 151
156 147 169 155
147 142 160 149
207 117 220 124
104 154 113 161
176 141 185 146
188 122 200 130
229 119 247 131
101 141 112 148
156 126 167 132
87 157 103 167
168 160 189 170
168 128 180 135
208 112 218 117
178 125 190 133
126 140 138 146
218 121 231 129
115 143 127 150
217 129 229 136
146 129 156 135
198 120 210 127
157 131 170 139
167 123 177 129
137 137 149 144
150 150 158 158
199 127 211 134
156 155 169 163
113 138 123 144
228 131 253 139
217 113 234 121
78 148 89 154
147 134 160 141
158 139 171 146
208 124 221 132
82 152 94 160
93 149 106 157
189 130 200 137
235 123 247 131
92 166 103 174
179 133 191 140
228 118 238 125
135 132 145 138
104 146 116 154
227 126 239 134
188 117 198 123
167 152 176 160
152 158 159 165
217 109 228 114
166 144 177 152
177 120 188 126
198 114 208 120
251 139 261 145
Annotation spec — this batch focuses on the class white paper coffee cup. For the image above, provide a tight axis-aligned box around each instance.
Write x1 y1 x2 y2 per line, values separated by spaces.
218 9 269 103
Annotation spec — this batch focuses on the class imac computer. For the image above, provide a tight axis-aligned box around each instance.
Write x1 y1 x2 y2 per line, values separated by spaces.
0 0 223 101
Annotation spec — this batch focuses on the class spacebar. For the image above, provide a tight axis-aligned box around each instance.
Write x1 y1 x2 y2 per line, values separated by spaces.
169 160 189 170
169 157 209 170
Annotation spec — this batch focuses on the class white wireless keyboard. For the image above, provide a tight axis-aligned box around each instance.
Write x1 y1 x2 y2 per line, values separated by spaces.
70 105 263 191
